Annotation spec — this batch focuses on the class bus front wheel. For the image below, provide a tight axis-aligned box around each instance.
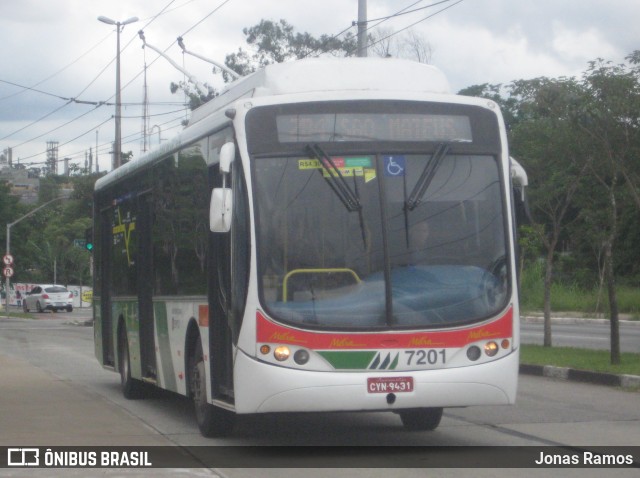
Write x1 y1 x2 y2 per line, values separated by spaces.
118 326 145 399
398 407 443 431
190 340 235 437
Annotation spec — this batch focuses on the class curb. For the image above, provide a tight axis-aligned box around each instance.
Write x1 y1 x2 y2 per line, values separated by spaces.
520 363 640 390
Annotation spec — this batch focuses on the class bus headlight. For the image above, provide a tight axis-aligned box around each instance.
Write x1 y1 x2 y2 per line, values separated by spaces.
274 346 291 361
484 341 499 357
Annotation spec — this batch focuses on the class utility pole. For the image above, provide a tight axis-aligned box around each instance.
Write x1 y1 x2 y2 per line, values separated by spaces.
357 0 368 57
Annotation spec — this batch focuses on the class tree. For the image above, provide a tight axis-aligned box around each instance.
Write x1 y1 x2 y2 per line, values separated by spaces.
224 19 357 78
170 81 216 111
573 54 640 364
369 28 433 63
508 77 591 347
458 83 519 129
4 172 98 286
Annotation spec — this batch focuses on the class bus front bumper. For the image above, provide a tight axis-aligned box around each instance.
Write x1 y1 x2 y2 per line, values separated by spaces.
232 349 519 414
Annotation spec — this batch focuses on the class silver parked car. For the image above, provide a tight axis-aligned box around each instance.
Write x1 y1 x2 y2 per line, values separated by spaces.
22 285 74 313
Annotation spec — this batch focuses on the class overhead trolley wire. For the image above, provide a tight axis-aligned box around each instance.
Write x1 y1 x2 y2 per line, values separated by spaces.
8 0 233 164
179 0 234 38
4 0 180 161
365 0 452 24
0 31 113 104
0 79 76 103
0 101 72 142
18 111 186 166
16 115 114 163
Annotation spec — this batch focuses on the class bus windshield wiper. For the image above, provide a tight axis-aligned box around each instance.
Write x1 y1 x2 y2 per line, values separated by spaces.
405 142 451 212
306 144 368 248
306 144 361 212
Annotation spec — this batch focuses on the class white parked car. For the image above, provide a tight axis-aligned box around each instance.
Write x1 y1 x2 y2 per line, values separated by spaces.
22 285 74 313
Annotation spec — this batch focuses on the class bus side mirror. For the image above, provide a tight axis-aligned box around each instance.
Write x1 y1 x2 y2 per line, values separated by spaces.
510 157 528 201
210 142 236 232
510 157 531 225
220 142 235 174
210 188 233 233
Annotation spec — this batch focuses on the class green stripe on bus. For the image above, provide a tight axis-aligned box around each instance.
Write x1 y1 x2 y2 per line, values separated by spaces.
317 351 377 370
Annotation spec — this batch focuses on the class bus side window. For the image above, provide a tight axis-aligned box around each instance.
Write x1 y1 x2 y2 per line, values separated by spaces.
230 156 250 342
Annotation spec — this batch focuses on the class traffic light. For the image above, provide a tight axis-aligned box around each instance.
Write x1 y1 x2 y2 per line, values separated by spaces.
85 227 94 252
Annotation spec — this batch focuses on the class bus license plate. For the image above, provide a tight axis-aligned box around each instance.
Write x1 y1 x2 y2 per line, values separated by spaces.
367 376 414 394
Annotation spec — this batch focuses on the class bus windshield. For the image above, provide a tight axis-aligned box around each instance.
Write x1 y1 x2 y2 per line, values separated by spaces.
250 103 509 330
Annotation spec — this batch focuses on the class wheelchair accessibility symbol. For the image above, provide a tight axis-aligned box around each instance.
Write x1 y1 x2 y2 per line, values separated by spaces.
384 156 405 177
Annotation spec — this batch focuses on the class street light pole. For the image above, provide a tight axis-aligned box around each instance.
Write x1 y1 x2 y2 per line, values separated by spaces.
98 15 139 170
4 195 69 318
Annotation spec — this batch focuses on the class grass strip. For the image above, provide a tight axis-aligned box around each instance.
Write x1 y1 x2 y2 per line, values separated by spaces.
521 344 640 376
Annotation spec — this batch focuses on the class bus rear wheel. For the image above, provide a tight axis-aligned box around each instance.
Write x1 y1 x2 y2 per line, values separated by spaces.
399 407 443 431
190 340 235 437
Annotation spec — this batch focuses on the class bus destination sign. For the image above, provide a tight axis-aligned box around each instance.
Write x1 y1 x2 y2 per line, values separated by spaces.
277 113 473 143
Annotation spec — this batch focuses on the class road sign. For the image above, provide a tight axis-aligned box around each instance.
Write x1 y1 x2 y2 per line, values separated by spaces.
81 290 93 303
3 266 14 278
3 254 14 266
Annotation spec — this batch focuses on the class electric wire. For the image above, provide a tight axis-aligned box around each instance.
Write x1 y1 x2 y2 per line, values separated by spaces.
4 0 180 163
364 0 466 53
310 0 438 59
5 0 229 161
16 116 114 163
365 0 451 24
17 112 186 166
0 101 72 142
179 0 233 38
11 105 105 150
0 31 113 103
0 79 76 103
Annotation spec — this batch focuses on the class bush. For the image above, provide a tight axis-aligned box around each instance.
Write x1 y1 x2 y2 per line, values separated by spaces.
519 261 640 317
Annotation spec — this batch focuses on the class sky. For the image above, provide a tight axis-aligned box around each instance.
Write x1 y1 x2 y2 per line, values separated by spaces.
0 0 638 173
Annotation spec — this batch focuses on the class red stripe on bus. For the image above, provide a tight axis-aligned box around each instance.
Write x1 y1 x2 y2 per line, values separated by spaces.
256 307 513 350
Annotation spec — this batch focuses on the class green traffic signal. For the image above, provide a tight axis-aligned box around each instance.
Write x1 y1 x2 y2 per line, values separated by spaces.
84 226 94 252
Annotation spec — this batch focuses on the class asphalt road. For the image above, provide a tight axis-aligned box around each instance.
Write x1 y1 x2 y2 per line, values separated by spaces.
0 312 638 477
521 319 640 353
